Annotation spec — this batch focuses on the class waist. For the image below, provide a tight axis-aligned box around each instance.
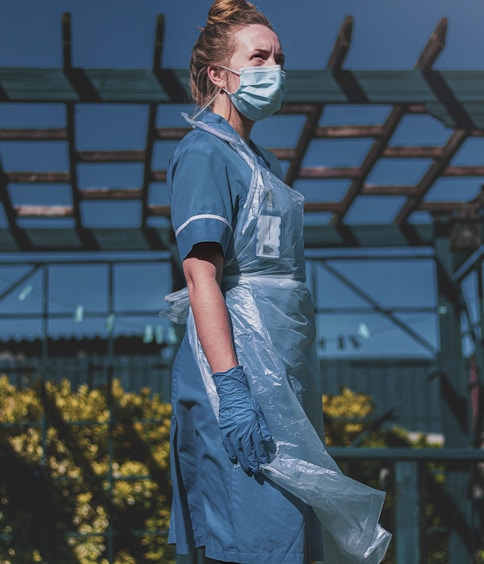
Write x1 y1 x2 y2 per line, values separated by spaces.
222 273 307 293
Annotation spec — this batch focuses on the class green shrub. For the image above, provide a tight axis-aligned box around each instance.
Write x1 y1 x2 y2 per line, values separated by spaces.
323 386 449 564
0 375 174 564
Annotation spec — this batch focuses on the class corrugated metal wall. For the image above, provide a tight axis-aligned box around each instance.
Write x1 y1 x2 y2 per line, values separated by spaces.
321 358 440 434
1 355 442 434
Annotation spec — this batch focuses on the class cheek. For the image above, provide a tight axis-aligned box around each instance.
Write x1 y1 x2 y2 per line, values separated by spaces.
226 73 241 92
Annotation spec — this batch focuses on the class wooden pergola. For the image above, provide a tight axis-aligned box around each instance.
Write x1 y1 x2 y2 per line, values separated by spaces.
1 13 484 563
0 14 482 255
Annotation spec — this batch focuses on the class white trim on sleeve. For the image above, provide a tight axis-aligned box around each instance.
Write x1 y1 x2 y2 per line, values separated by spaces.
175 214 233 238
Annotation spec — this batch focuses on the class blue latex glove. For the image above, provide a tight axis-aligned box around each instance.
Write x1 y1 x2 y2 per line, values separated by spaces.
212 365 273 474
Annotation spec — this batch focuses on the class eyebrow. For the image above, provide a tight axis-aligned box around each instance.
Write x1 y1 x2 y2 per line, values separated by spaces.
250 48 285 60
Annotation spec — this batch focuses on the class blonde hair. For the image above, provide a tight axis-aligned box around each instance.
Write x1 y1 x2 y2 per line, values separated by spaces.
190 0 272 107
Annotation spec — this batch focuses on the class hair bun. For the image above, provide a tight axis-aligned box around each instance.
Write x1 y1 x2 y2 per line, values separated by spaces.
206 0 258 26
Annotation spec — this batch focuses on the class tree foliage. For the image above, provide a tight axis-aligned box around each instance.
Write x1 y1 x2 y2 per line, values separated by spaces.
323 386 452 564
0 376 466 564
0 375 174 564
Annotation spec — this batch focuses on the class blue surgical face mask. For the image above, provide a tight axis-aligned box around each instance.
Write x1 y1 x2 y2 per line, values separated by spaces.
222 64 286 121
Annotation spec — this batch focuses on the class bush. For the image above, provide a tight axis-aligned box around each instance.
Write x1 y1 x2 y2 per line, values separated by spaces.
0 375 174 564
0 377 457 564
323 386 449 564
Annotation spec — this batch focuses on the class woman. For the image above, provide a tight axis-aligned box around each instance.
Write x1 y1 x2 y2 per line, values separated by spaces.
165 1 390 563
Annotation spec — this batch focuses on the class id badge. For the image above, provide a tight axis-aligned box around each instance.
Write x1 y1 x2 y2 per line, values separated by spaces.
256 214 281 258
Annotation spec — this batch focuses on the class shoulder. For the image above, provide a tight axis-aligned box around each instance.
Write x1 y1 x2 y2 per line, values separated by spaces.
168 127 245 182
171 128 229 165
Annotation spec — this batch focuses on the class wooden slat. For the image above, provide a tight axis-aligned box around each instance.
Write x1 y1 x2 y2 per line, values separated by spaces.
156 127 191 140
76 150 146 163
444 166 484 176
333 20 452 227
414 17 447 70
147 205 170 217
407 104 427 114
383 146 444 158
285 104 324 186
304 202 342 212
6 172 70 183
330 106 406 225
298 167 360 180
151 170 167 182
419 202 480 213
80 189 142 200
327 16 353 71
394 129 468 224
272 148 297 160
0 128 67 141
0 160 32 249
280 103 320 115
362 185 419 196
315 125 383 139
15 205 73 217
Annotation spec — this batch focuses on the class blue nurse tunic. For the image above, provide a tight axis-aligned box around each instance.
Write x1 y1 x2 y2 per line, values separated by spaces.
167 111 323 564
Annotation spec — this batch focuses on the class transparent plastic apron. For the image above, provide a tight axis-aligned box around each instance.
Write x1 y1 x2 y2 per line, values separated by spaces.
163 114 392 563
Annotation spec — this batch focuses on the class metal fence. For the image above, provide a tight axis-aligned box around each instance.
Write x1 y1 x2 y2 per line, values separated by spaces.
1 356 484 563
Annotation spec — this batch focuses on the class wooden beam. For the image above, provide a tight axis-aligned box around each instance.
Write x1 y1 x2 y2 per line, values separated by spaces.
156 127 191 140
407 104 427 114
304 202 342 213
272 148 297 160
6 172 70 183
66 102 99 249
281 103 321 115
362 185 419 196
327 16 353 71
330 19 449 226
62 13 72 70
298 166 360 180
80 189 142 200
394 129 468 224
414 17 447 70
0 129 67 141
140 12 166 252
151 170 167 182
330 106 406 225
419 201 481 213
147 205 170 217
444 166 484 176
0 162 32 249
285 104 324 186
15 205 73 217
76 150 146 163
315 125 383 139
383 146 444 158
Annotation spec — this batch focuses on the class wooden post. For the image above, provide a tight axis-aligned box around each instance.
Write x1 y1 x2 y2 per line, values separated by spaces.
395 461 420 564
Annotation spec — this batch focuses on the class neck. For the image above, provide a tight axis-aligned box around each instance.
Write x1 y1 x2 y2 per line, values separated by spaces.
212 92 253 142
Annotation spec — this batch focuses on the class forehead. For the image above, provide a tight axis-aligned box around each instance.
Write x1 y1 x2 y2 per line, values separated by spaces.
232 24 282 54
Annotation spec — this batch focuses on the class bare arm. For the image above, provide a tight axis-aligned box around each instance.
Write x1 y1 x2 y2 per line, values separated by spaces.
183 242 237 373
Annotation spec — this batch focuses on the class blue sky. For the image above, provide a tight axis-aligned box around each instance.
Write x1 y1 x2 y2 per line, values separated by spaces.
0 0 483 357
1 0 484 69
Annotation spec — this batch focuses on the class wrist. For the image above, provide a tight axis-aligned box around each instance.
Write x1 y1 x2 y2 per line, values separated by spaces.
212 364 243 378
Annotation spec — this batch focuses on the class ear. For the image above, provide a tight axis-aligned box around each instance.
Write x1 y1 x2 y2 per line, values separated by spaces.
207 65 226 89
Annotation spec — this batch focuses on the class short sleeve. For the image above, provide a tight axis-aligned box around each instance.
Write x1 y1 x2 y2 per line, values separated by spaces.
168 131 241 261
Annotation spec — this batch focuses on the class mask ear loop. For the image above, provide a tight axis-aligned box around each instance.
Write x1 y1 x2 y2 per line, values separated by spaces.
190 63 234 120
190 87 223 120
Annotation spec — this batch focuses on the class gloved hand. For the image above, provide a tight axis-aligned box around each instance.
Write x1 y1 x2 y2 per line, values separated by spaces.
212 365 273 474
